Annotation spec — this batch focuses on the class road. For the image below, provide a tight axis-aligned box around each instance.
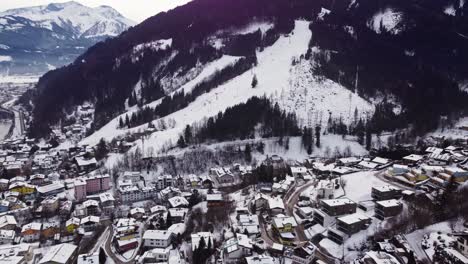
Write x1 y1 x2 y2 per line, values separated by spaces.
0 98 25 138
283 179 342 264
103 225 138 264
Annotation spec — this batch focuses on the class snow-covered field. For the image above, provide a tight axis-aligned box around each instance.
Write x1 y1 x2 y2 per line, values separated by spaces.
82 20 374 159
428 117 468 139
341 171 388 202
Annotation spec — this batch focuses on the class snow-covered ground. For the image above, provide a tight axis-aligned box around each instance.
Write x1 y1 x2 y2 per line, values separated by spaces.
405 220 464 261
428 117 468 139
341 171 388 202
367 8 403 34
82 20 374 159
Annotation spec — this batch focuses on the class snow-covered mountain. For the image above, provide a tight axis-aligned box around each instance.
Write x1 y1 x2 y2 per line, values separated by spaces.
0 1 135 39
0 1 135 75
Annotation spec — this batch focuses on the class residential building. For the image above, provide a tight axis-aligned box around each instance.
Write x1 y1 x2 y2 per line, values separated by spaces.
223 233 253 263
143 230 174 248
21 222 42 242
38 243 77 264
284 242 316 264
371 186 402 201
375 200 403 219
320 198 357 216
85 174 110 194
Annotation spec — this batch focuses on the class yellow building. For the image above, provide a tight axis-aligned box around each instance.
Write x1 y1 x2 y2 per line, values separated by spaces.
65 218 80 234
9 182 36 195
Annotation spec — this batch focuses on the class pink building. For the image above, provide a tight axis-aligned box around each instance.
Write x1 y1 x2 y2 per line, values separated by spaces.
86 174 111 194
74 179 87 201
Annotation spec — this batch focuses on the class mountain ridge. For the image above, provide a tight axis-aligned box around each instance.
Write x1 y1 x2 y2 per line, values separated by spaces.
0 1 135 75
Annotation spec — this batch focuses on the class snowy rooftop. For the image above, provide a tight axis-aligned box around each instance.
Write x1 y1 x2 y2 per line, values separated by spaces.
338 213 370 225
321 198 355 207
38 243 77 264
376 199 401 208
143 230 172 240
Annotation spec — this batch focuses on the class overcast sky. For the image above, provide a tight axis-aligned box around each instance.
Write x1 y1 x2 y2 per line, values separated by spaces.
0 0 192 22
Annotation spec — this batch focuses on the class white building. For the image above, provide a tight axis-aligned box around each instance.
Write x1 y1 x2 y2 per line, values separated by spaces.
143 230 174 248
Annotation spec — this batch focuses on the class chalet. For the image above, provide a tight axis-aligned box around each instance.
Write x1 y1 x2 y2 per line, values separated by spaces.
0 230 15 245
238 214 260 236
375 200 403 219
290 166 308 178
130 207 145 219
66 217 80 234
427 152 451 166
41 196 59 214
268 197 285 215
21 222 42 242
38 243 77 264
115 218 138 236
80 216 100 232
210 167 236 186
187 174 200 187
42 221 60 239
253 194 269 211
150 205 167 215
452 230 468 258
99 192 115 217
320 198 357 216
357 161 379 170
207 193 224 207
0 215 17 230
402 154 424 165
83 199 100 216
143 230 174 248
223 233 253 263
168 208 188 223
168 196 189 208
29 174 47 185
272 215 297 233
284 242 316 264
371 186 402 201
160 186 181 200
74 156 97 172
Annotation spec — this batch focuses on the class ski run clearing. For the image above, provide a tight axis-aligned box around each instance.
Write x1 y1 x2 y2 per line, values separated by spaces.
82 20 374 156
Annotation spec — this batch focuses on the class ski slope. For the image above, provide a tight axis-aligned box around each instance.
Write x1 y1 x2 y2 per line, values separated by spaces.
82 20 374 155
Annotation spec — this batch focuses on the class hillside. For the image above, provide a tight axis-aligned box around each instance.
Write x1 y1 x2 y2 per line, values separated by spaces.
27 0 468 146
